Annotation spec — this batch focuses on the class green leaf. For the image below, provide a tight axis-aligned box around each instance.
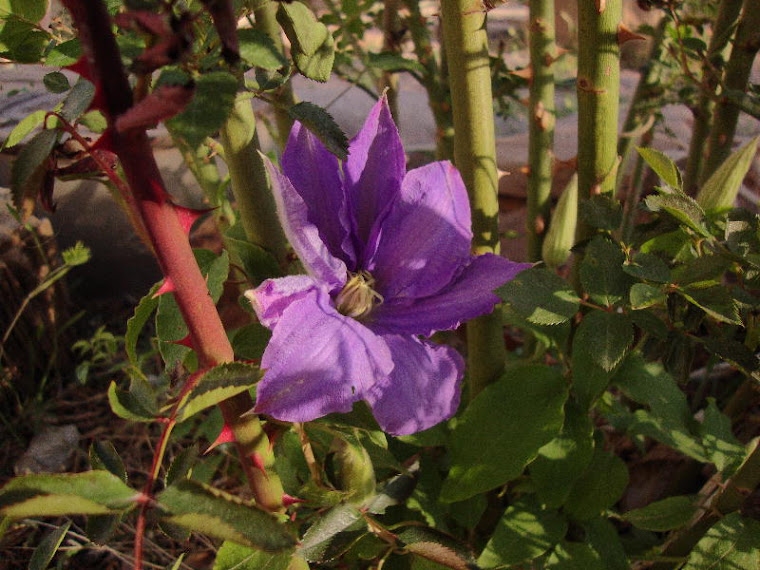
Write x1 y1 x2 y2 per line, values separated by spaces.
107 380 156 422
637 147 682 190
441 365 567 502
0 16 48 63
623 252 671 283
10 128 57 211
478 497 567 567
167 72 238 148
579 194 623 231
645 187 710 238
238 28 287 70
230 323 270 361
367 51 425 74
677 285 741 325
398 526 477 570
61 78 96 122
0 471 138 519
574 311 633 372
581 518 628 570
213 541 293 570
61 241 90 266
277 2 328 56
670 255 732 287
287 102 348 160
292 31 335 83
545 541 605 570
563 443 629 520
530 401 595 508
28 521 71 570
630 283 666 309
175 362 259 423
166 444 199 487
89 441 127 483
125 281 161 365
0 0 48 22
697 136 760 211
45 39 81 67
300 503 365 562
2 109 46 149
158 480 296 552
497 267 579 325
700 398 745 474
579 236 630 306
622 495 696 531
43 71 70 94
682 513 760 570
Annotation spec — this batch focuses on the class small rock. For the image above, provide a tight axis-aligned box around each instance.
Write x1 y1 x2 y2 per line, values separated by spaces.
14 424 80 474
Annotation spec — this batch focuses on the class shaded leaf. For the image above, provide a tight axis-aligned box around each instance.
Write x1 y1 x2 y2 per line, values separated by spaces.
623 252 671 283
574 311 633 372
45 39 81 67
399 526 476 570
89 441 127 483
677 285 741 325
230 323 270 361
158 480 295 552
579 236 630 306
0 0 48 22
175 362 259 423
700 398 745 474
645 187 710 238
563 443 629 520
166 444 199 487
622 496 696 531
682 513 760 570
287 102 348 160
29 521 71 570
579 194 622 231
10 128 57 213
43 71 70 93
441 365 567 502
497 267 580 325
300 504 365 562
581 518 628 570
238 28 287 70
545 541 605 570
107 380 156 422
61 78 95 122
637 147 682 190
213 541 293 570
367 52 425 74
630 283 666 309
125 281 161 365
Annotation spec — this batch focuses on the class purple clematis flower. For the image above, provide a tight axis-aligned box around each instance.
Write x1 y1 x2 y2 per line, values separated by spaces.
245 98 530 435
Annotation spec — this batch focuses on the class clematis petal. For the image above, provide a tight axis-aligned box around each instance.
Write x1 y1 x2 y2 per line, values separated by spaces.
282 123 356 266
371 253 532 337
344 96 406 248
365 335 463 436
264 156 347 290
255 286 394 422
246 275 320 329
369 161 472 300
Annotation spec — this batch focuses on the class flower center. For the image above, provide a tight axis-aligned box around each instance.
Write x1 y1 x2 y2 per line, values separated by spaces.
335 270 383 319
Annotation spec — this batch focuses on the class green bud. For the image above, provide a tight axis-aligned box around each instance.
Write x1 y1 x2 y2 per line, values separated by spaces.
333 438 375 505
697 136 759 212
542 173 578 267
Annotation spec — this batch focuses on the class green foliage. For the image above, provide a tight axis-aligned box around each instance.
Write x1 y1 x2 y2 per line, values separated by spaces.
622 495 696 531
175 362 259 422
277 2 335 82
28 521 71 570
214 541 293 570
637 147 683 190
697 136 759 211
498 268 579 325
682 513 760 569
287 102 348 160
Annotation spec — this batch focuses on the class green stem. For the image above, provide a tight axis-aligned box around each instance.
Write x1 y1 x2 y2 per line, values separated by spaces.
576 0 622 241
682 0 744 194
702 0 760 182
62 0 285 513
381 0 401 121
440 0 504 399
527 0 555 262
219 91 288 264
253 1 297 148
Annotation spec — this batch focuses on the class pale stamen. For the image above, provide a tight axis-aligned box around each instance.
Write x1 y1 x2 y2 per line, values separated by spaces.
335 270 384 319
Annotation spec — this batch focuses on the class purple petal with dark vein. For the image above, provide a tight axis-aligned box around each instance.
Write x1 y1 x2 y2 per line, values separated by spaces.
263 156 347 291
344 96 406 247
282 123 356 267
368 161 472 300
255 287 394 422
245 275 320 329
365 335 463 436
371 254 533 337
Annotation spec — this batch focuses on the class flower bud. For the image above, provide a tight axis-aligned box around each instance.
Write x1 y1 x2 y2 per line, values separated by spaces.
333 438 375 505
542 173 578 267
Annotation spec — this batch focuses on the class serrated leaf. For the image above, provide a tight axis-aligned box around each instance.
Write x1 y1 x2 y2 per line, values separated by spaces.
645 187 710 238
213 541 293 570
0 471 138 519
175 362 259 423
630 283 666 309
43 71 70 93
623 252 671 283
107 380 156 422
700 398 745 474
697 136 760 211
2 110 46 150
89 441 127 483
579 194 623 231
230 323 270 361
575 311 633 372
545 541 605 569
10 128 57 211
61 241 90 266
277 2 327 56
61 78 95 122
530 401 595 508
167 72 238 148
399 526 476 570
682 513 760 570
292 31 335 82
238 28 287 70
367 51 425 74
579 236 630 306
671 255 732 287
637 147 682 190
300 503 365 562
478 497 567 567
287 102 348 160
126 281 161 365
28 521 71 570
166 444 199 487
563 444 629 520
622 496 696 531
497 267 579 325
45 39 81 67
441 365 567 502
677 285 741 325
0 16 48 63
0 0 47 22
